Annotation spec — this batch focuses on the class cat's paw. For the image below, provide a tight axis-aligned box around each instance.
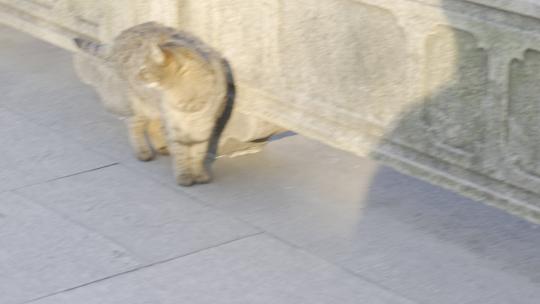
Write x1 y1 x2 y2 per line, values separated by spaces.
136 149 154 162
176 173 194 187
155 146 169 156
193 170 212 184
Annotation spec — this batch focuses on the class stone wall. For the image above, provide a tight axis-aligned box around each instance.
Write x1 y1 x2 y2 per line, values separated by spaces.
0 0 182 49
3 0 540 222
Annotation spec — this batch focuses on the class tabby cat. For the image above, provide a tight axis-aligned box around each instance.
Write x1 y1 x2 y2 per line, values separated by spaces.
74 22 235 186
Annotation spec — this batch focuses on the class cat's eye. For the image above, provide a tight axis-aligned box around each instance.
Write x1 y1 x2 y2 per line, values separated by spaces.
138 68 149 79
138 67 157 83
175 63 186 75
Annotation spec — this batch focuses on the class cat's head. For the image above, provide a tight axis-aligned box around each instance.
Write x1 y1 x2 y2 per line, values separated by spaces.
137 42 213 89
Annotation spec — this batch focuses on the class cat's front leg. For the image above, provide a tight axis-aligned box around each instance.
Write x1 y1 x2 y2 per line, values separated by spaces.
169 141 211 186
170 141 194 186
147 119 169 155
190 142 212 184
126 115 154 161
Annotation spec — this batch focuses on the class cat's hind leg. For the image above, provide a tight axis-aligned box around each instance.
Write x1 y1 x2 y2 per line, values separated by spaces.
126 115 154 161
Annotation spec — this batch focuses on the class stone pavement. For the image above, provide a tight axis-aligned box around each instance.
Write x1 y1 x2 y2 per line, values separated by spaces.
1 25 539 304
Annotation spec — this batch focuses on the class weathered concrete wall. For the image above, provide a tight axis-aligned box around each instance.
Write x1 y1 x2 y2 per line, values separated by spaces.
3 0 540 222
0 0 182 49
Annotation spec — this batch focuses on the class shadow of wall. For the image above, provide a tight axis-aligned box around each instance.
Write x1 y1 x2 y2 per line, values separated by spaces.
360 0 540 223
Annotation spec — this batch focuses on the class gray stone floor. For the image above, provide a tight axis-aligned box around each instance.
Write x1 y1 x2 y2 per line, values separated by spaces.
1 24 540 304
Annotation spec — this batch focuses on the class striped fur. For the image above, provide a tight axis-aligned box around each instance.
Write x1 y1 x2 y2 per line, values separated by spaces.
73 22 236 186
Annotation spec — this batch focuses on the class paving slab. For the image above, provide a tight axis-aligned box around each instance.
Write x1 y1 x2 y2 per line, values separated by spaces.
0 192 140 304
15 165 258 263
186 137 540 304
30 234 414 304
0 27 116 191
0 108 114 192
0 25 132 161
118 136 540 304
0 25 63 84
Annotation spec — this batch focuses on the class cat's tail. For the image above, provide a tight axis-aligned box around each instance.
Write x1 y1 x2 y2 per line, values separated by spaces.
73 37 108 59
205 58 236 165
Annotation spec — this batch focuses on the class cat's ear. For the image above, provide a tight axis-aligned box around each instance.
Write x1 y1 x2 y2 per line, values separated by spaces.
149 44 166 65
149 43 176 66
159 43 201 66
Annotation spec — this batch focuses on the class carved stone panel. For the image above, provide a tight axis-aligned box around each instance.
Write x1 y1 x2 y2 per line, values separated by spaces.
65 0 103 38
12 0 62 20
97 0 183 42
422 26 488 160
508 49 540 178
278 0 408 126
197 0 280 92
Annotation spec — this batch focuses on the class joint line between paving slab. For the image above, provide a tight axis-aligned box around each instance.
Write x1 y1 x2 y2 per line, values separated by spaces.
134 174 424 304
20 231 264 304
117 165 421 303
0 105 122 174
4 162 119 194
45 162 120 182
